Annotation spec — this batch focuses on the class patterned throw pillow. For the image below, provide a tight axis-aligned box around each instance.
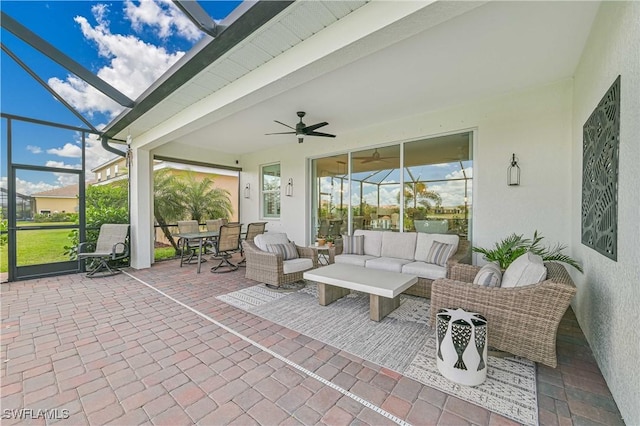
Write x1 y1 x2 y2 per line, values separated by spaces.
267 242 299 260
473 262 502 287
341 234 364 255
425 241 454 266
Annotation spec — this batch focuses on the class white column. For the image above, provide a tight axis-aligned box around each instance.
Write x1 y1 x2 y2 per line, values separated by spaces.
130 146 153 269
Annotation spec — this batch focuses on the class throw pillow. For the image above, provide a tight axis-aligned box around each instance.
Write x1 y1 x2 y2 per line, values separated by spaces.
341 234 364 255
267 242 299 260
501 252 547 288
473 262 502 287
425 241 455 267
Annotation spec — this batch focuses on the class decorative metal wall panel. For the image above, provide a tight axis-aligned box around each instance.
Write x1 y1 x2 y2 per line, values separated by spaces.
581 76 620 261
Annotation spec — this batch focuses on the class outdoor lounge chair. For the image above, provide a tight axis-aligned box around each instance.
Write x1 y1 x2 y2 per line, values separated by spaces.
243 233 318 288
429 261 576 367
77 224 129 277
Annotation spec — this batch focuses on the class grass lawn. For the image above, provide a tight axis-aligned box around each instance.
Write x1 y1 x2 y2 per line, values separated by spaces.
0 222 76 272
2 223 178 273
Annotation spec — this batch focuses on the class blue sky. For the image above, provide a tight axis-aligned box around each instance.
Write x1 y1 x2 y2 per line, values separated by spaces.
1 0 241 195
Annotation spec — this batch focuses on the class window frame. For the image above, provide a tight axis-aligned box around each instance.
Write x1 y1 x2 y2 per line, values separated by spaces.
260 162 281 219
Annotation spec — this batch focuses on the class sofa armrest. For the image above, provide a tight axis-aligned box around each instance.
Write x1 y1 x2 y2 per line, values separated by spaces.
430 262 576 367
448 263 482 282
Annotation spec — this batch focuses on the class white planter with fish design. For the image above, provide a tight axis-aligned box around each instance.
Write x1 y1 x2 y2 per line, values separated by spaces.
436 308 488 386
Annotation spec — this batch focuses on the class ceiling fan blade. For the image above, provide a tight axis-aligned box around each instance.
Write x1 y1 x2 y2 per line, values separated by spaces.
303 122 328 132
274 120 296 130
265 131 296 135
306 131 336 138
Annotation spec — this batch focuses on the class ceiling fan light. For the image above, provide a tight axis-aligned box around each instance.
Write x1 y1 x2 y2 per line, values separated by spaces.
297 136 304 143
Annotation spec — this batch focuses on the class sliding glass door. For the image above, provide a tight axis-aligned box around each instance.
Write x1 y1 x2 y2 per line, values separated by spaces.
310 132 473 242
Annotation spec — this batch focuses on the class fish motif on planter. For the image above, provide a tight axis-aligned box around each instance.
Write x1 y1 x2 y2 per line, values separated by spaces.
471 314 488 371
436 309 451 361
451 319 472 370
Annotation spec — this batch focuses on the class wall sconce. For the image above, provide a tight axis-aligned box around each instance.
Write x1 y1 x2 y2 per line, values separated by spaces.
285 178 293 197
507 153 520 186
244 183 250 199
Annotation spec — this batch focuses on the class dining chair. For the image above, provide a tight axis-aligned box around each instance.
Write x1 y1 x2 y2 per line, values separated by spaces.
238 222 267 266
205 218 228 256
211 223 242 273
177 220 204 266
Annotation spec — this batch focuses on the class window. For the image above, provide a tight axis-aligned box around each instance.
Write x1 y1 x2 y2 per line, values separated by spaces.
114 164 119 176
106 168 111 178
97 172 102 181
311 131 473 240
261 163 281 218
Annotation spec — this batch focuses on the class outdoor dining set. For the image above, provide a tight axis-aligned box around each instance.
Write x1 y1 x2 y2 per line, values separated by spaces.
175 220 267 273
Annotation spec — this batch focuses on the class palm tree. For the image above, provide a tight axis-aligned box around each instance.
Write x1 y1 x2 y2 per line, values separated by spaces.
403 182 442 210
180 172 233 223
154 168 185 253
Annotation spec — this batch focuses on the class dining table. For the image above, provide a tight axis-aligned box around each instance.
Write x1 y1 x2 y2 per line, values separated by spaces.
175 230 219 273
175 225 248 273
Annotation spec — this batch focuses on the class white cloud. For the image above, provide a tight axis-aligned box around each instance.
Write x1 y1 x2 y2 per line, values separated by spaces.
125 0 203 42
27 145 42 154
47 143 82 158
48 2 186 118
2 176 57 196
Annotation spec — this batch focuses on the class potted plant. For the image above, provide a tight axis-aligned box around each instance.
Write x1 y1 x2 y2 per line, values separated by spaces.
473 230 583 272
325 235 335 247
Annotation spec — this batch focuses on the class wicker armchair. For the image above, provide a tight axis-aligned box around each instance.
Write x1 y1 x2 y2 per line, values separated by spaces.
430 262 576 367
243 234 318 288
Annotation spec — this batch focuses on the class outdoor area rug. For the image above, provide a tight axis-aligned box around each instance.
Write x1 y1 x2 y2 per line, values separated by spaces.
217 283 538 425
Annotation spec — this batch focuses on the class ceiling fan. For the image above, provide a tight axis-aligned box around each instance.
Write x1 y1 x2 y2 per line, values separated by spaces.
353 148 396 164
265 111 336 143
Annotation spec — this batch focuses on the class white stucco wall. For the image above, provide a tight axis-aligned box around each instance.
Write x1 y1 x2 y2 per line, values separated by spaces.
571 2 640 424
240 80 574 258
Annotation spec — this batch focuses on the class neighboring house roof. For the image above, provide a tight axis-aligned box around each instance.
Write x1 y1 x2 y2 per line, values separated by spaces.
31 185 79 198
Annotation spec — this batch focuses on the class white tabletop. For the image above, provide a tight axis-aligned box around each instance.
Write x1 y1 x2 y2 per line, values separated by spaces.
303 263 417 298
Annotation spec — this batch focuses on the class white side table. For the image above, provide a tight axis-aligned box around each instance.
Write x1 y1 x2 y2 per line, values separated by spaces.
436 308 488 386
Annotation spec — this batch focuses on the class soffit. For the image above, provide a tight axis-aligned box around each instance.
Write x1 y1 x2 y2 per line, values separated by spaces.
119 1 367 138
116 1 600 155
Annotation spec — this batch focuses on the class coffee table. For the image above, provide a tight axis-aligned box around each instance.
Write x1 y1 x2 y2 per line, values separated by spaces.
303 263 418 321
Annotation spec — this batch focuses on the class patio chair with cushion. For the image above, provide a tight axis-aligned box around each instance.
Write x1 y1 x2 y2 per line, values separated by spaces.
429 259 576 367
211 223 242 273
243 232 318 288
77 224 129 277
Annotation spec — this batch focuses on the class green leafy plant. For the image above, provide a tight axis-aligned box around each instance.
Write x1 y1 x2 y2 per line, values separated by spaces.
473 231 583 272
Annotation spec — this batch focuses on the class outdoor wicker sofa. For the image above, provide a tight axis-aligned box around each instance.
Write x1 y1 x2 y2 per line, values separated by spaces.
334 232 471 298
243 233 319 288
430 261 576 367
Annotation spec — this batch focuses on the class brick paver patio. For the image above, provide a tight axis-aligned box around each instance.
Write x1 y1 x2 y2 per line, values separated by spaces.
1 256 624 425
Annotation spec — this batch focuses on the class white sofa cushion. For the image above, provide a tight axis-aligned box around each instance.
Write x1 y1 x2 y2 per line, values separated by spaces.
254 233 289 251
365 257 412 273
354 230 383 257
380 232 417 260
473 262 502 287
402 261 447 280
501 252 547 288
334 254 378 267
414 233 459 262
283 258 313 274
